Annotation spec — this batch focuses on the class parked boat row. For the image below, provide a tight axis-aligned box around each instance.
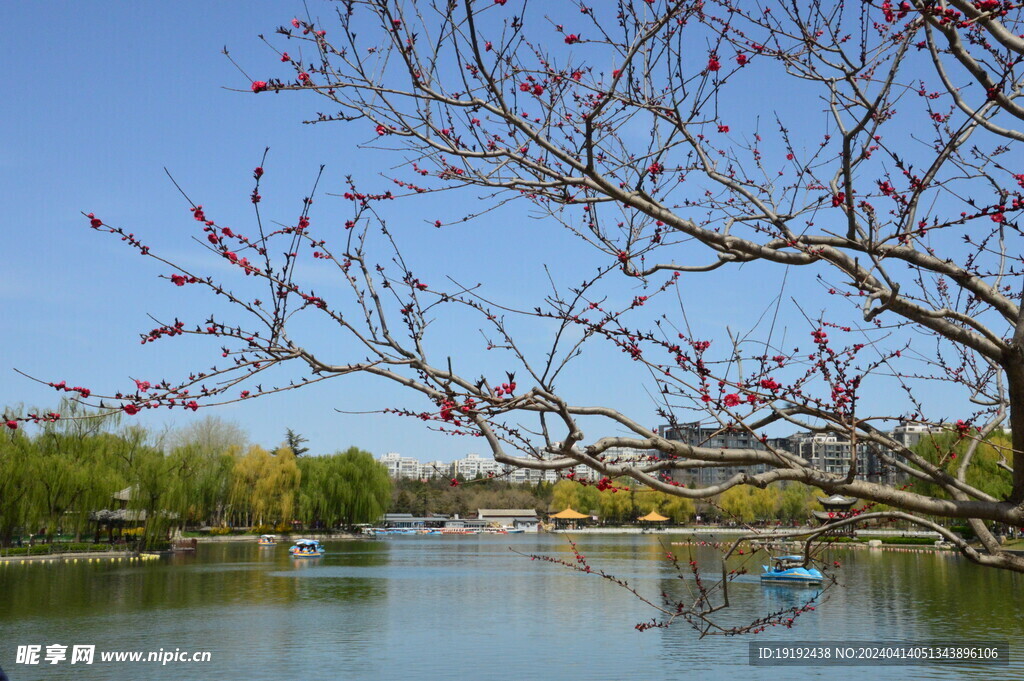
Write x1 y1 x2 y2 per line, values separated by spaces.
366 527 525 536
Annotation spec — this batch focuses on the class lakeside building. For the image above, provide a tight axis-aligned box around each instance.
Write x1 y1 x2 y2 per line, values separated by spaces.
381 509 539 532
477 509 539 532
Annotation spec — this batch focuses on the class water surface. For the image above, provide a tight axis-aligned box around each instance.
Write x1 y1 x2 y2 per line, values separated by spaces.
0 534 1019 680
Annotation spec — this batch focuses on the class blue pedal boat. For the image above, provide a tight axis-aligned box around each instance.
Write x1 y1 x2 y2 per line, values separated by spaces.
760 555 824 584
289 539 324 557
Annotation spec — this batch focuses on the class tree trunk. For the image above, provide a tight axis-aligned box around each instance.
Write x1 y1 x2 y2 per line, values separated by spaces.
1006 359 1024 504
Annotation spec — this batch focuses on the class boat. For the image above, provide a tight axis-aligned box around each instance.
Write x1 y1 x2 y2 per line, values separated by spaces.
760 555 824 584
289 539 324 557
257 534 277 546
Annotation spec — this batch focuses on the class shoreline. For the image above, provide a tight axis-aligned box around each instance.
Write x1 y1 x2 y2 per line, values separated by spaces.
192 532 364 543
548 526 943 537
0 551 158 564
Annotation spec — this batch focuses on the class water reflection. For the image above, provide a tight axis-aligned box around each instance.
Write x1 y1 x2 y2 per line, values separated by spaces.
0 536 1022 680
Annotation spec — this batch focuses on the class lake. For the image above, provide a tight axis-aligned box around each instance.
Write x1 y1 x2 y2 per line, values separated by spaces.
0 534 1020 680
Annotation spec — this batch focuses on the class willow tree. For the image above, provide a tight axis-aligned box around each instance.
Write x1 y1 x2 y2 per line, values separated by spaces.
636 489 694 523
0 428 33 546
229 445 301 528
20 0 1024 633
168 416 246 527
30 409 125 541
299 448 391 529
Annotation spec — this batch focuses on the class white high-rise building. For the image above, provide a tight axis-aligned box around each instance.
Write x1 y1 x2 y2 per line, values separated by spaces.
419 460 452 479
379 452 422 479
451 453 502 479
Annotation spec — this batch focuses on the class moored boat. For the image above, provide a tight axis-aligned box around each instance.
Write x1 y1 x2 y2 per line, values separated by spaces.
289 539 324 557
760 555 824 584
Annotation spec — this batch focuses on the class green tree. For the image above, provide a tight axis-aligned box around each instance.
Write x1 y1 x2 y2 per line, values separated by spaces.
284 428 309 457
230 445 301 527
912 432 1013 503
597 484 634 524
719 486 781 524
0 428 34 546
298 447 390 529
30 408 125 541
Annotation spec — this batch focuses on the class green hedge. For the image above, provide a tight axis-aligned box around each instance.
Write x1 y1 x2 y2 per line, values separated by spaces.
879 536 938 545
1 543 128 556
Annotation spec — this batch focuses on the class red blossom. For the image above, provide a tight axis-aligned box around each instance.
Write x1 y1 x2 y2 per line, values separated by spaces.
251 81 268 93
5 420 17 430
564 34 580 44
707 56 720 71
122 404 140 416
723 393 741 407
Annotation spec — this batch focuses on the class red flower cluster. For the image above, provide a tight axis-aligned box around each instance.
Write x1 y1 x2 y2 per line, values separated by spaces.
494 381 516 397
251 81 268 93
50 381 91 398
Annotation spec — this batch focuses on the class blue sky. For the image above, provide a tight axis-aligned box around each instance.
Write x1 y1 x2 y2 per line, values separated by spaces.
1 3 985 460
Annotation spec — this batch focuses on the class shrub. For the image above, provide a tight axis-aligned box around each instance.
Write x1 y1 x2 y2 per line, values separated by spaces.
880 537 938 546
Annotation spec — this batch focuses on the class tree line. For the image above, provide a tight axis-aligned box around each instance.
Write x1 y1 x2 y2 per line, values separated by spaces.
0 404 390 546
390 474 830 526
